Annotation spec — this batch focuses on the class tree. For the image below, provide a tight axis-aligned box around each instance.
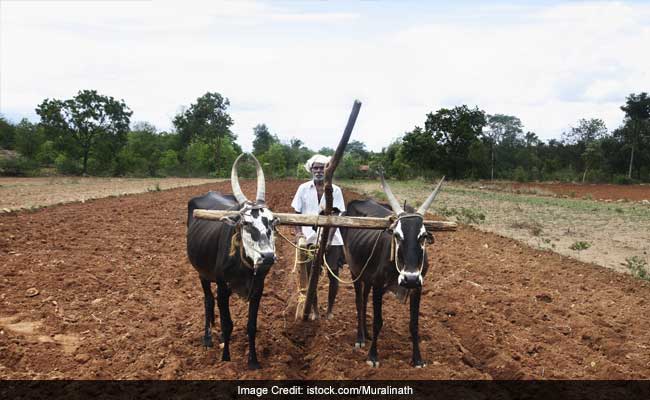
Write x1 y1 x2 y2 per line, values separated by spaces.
561 118 608 182
173 92 234 174
402 126 437 169
484 114 523 180
0 116 15 150
620 93 650 179
346 140 369 160
14 119 45 159
36 90 132 174
252 124 278 155
424 105 487 178
563 118 607 145
581 140 604 183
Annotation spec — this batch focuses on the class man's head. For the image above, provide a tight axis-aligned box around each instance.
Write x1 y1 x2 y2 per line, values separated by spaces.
305 154 330 183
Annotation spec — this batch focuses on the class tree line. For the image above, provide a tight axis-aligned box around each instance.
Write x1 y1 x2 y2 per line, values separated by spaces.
1 90 649 183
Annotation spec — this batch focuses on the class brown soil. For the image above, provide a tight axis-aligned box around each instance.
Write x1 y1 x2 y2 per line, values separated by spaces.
1 179 650 379
510 182 650 202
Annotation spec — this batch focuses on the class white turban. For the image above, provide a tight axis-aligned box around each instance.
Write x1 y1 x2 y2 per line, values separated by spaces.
304 154 331 172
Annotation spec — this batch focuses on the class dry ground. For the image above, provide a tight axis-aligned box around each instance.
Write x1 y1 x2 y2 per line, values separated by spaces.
0 177 219 212
2 180 650 379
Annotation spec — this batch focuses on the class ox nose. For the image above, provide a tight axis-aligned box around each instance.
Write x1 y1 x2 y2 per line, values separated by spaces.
260 252 276 265
398 271 422 289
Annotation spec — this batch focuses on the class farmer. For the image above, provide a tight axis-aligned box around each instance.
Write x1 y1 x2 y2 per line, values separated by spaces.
291 154 346 320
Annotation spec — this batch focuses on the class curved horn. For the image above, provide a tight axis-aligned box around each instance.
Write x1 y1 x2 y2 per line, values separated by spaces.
380 171 404 215
416 176 445 215
249 153 266 203
231 153 249 205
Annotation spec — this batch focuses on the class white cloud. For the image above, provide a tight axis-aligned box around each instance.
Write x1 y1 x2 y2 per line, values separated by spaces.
1 1 649 151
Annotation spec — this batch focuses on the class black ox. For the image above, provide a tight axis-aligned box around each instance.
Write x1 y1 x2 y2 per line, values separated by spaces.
340 174 444 367
186 154 278 370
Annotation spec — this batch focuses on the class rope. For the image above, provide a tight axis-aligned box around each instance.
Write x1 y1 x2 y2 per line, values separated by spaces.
392 235 427 276
275 228 317 254
322 230 384 285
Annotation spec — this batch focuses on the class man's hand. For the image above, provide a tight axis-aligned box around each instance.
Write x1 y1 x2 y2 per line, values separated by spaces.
294 226 304 241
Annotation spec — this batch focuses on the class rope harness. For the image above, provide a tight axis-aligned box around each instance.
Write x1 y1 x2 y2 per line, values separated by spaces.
388 214 428 277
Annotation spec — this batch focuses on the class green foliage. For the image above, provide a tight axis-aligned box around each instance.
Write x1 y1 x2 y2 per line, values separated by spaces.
513 166 528 182
260 142 287 178
173 92 234 173
54 153 81 175
185 141 215 176
14 119 45 158
252 124 278 155
0 155 39 176
625 256 650 280
569 241 591 251
159 149 181 176
439 206 486 224
0 115 16 149
36 89 132 174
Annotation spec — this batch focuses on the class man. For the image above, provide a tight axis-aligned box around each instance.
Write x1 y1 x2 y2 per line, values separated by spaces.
291 154 345 320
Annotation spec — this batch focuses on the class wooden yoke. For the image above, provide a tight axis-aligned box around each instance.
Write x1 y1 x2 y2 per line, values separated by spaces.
193 210 457 231
303 100 362 321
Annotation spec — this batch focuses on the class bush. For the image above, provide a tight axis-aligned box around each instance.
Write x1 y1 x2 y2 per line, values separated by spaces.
0 155 39 176
158 150 181 176
613 175 639 185
626 256 650 280
513 166 528 182
54 153 82 175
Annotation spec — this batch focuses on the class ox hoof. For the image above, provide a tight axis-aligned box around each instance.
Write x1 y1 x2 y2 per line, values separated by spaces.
326 312 334 320
414 363 427 369
219 342 225 349
202 337 213 348
248 361 261 370
309 312 320 321
366 360 380 368
354 341 365 349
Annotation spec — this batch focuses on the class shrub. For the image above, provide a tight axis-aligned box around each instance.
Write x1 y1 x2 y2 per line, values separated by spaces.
513 166 528 182
613 175 639 185
54 153 82 175
0 155 39 176
569 241 591 251
625 256 649 280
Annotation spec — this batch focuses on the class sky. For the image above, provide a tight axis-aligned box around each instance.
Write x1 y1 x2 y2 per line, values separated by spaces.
1 0 649 152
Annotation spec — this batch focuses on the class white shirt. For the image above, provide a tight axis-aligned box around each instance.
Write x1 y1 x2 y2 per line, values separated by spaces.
291 181 345 246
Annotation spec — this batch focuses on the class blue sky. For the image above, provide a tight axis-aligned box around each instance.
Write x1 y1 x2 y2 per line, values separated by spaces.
1 0 649 151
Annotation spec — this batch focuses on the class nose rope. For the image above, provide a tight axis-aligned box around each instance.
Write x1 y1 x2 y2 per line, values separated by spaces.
392 236 427 277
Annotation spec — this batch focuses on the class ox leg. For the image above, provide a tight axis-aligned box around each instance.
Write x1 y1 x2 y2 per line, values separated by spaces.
367 286 384 367
200 278 215 348
216 280 233 362
410 288 426 367
246 276 266 370
325 246 342 319
353 280 366 348
362 282 371 340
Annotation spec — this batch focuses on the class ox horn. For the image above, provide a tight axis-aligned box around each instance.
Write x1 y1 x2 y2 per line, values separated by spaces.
231 153 249 205
416 176 445 215
379 171 405 215
250 153 266 204
230 153 266 205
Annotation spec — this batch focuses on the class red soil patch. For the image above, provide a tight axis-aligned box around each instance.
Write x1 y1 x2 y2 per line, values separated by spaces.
1 179 650 379
511 182 650 202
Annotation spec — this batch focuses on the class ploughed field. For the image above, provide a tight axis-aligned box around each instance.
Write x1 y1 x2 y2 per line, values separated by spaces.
1 179 650 379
